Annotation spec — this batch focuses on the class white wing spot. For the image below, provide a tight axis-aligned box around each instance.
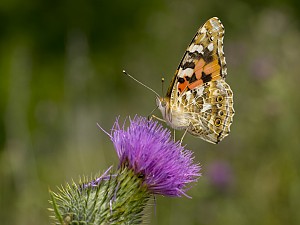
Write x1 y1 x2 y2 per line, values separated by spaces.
177 67 194 78
185 91 192 101
189 44 204 53
210 19 222 32
219 47 224 55
202 103 212 112
208 42 214 52
200 27 207 34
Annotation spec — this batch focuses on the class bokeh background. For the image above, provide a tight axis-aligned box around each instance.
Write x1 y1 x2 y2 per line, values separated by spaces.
1 0 300 224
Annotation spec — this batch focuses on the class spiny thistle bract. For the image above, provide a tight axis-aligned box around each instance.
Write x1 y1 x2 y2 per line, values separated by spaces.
49 116 201 224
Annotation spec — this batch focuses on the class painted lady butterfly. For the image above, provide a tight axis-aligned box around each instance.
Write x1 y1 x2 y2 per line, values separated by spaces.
156 17 234 144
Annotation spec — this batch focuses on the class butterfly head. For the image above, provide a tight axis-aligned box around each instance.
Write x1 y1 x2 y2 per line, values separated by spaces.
156 96 170 121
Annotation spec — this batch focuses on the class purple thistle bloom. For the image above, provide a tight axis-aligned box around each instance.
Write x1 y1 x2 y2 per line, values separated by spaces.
109 116 201 197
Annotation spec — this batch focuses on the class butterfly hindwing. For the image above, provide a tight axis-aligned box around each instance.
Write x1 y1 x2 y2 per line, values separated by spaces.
186 79 234 143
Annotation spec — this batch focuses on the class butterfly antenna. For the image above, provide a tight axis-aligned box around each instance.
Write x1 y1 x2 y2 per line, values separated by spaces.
123 70 160 97
161 77 165 97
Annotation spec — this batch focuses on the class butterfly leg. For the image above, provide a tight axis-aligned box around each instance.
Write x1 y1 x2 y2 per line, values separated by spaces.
180 127 189 144
150 114 166 123
173 129 176 142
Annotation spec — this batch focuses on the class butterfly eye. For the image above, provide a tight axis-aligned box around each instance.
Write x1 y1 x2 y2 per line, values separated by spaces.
216 95 224 102
214 118 222 127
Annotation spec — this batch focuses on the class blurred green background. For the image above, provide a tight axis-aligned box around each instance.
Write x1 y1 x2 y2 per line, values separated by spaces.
1 0 300 224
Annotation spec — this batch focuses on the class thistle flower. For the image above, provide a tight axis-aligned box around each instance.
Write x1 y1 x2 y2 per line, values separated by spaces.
111 116 201 197
49 116 200 224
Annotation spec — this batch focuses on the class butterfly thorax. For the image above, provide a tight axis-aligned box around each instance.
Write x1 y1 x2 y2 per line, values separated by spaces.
156 96 190 130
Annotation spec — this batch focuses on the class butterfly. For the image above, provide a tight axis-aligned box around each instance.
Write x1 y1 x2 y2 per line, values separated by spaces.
156 17 234 144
